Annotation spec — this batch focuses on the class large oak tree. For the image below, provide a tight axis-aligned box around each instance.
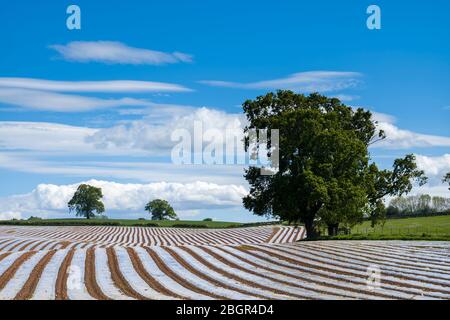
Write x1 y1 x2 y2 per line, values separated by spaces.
68 184 105 219
242 91 427 237
145 199 177 220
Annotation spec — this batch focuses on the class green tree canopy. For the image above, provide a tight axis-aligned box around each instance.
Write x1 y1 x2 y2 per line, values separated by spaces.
242 91 427 237
68 184 105 219
145 199 177 220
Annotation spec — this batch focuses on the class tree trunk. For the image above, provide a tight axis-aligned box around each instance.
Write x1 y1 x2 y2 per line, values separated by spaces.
304 218 317 239
86 213 90 220
327 223 339 236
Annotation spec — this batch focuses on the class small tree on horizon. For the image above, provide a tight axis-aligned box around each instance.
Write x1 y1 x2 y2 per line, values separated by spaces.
68 184 105 219
145 199 177 220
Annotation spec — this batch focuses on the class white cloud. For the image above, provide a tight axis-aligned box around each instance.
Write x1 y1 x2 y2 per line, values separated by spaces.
0 153 245 184
370 111 397 124
0 180 248 219
408 185 449 198
49 41 193 65
374 122 450 149
177 210 201 218
87 107 246 153
0 89 156 112
0 77 191 93
354 108 450 149
0 212 22 220
0 122 98 153
415 154 450 180
199 71 362 93
334 94 360 102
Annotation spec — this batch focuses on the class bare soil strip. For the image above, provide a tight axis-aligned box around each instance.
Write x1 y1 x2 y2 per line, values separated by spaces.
14 250 57 300
228 246 395 299
266 244 450 291
251 245 450 295
105 247 148 300
0 251 35 290
287 244 450 280
267 227 281 243
55 249 75 300
199 246 310 299
85 247 110 300
179 246 279 300
7 239 30 252
164 247 269 300
27 240 46 252
303 242 450 273
143 247 226 300
126 247 184 299
0 252 11 263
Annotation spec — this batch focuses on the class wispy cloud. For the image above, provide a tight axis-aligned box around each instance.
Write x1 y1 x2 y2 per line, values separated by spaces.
0 77 191 93
49 41 193 65
354 108 450 149
374 122 450 149
199 71 362 92
0 153 245 185
0 88 156 112
370 111 397 124
0 77 192 112
334 94 360 102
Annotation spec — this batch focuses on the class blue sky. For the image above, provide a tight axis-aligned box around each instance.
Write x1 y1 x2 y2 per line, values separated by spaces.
0 0 449 221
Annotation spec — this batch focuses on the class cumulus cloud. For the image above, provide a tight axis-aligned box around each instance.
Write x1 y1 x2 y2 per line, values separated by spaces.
199 71 362 93
0 180 248 219
49 41 193 65
0 77 191 93
415 154 450 181
87 107 246 154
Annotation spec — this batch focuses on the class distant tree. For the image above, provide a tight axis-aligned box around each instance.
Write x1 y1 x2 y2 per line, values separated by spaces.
203 218 213 222
389 194 450 215
242 91 427 237
444 173 450 191
68 184 105 219
145 199 177 220
432 196 448 212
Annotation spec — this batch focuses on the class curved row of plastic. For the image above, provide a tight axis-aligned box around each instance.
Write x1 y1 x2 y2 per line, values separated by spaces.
0 240 448 300
0 226 305 251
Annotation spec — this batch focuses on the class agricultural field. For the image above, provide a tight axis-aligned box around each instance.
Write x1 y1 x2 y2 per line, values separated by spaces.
0 218 245 228
0 224 449 300
344 215 450 240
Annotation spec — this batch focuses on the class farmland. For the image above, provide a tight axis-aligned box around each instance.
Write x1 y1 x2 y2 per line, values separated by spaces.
0 224 449 300
331 215 450 241
0 218 246 228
